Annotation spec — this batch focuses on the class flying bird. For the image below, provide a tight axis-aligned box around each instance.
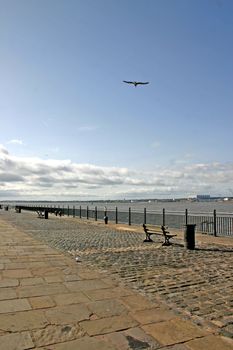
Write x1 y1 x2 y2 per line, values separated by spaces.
123 80 149 87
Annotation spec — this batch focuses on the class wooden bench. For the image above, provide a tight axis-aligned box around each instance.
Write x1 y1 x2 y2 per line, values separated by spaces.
143 224 162 242
143 224 177 246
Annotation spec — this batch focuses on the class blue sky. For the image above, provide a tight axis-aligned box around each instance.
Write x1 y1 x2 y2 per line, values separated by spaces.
0 0 233 200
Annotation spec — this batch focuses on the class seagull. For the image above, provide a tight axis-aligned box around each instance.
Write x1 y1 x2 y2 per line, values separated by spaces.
123 80 149 87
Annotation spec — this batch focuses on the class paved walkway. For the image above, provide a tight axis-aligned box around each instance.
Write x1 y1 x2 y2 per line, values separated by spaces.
0 213 233 349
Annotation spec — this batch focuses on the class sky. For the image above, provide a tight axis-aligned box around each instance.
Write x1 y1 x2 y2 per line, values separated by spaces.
0 0 233 200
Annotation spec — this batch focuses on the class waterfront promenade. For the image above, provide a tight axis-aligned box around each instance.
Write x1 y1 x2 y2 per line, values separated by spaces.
0 210 233 349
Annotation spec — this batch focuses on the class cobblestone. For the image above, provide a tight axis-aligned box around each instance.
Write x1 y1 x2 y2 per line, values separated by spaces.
1 210 233 339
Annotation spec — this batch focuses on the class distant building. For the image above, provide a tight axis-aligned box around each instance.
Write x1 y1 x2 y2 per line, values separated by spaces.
196 194 211 200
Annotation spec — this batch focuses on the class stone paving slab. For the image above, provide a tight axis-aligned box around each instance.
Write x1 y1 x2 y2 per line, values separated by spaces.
47 336 119 350
142 318 208 346
97 327 162 350
31 324 84 348
0 211 233 349
0 332 34 350
0 298 31 313
80 314 139 336
84 286 134 301
130 307 176 324
186 335 233 350
0 309 49 332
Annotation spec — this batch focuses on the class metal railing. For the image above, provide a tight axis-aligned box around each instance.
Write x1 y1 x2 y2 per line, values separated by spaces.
11 204 233 237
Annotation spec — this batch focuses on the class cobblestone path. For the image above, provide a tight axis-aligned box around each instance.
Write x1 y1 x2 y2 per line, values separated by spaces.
2 210 233 339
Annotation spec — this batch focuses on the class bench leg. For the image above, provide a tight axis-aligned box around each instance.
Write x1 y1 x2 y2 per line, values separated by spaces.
144 234 153 242
162 237 171 246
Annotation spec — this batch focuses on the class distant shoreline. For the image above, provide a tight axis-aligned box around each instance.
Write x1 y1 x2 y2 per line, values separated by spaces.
1 197 233 204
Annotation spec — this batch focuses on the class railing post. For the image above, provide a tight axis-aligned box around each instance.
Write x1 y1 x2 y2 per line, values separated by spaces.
95 206 97 221
163 208 165 226
129 207 131 225
87 206 89 220
80 205 81 219
73 205 75 218
213 209 217 237
185 209 188 225
116 206 118 224
144 208 146 225
68 205 69 217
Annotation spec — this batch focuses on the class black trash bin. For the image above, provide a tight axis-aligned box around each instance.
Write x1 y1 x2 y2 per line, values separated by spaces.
184 224 196 250
44 210 48 219
104 216 108 224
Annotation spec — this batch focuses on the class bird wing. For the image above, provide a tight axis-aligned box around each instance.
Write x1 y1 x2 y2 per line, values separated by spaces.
137 82 149 85
123 80 134 84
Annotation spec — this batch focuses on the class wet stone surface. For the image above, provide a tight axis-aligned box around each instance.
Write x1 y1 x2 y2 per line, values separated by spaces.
2 210 233 338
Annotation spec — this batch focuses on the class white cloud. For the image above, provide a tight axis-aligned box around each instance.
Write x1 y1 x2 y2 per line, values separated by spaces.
7 139 24 145
0 145 232 200
0 145 9 155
